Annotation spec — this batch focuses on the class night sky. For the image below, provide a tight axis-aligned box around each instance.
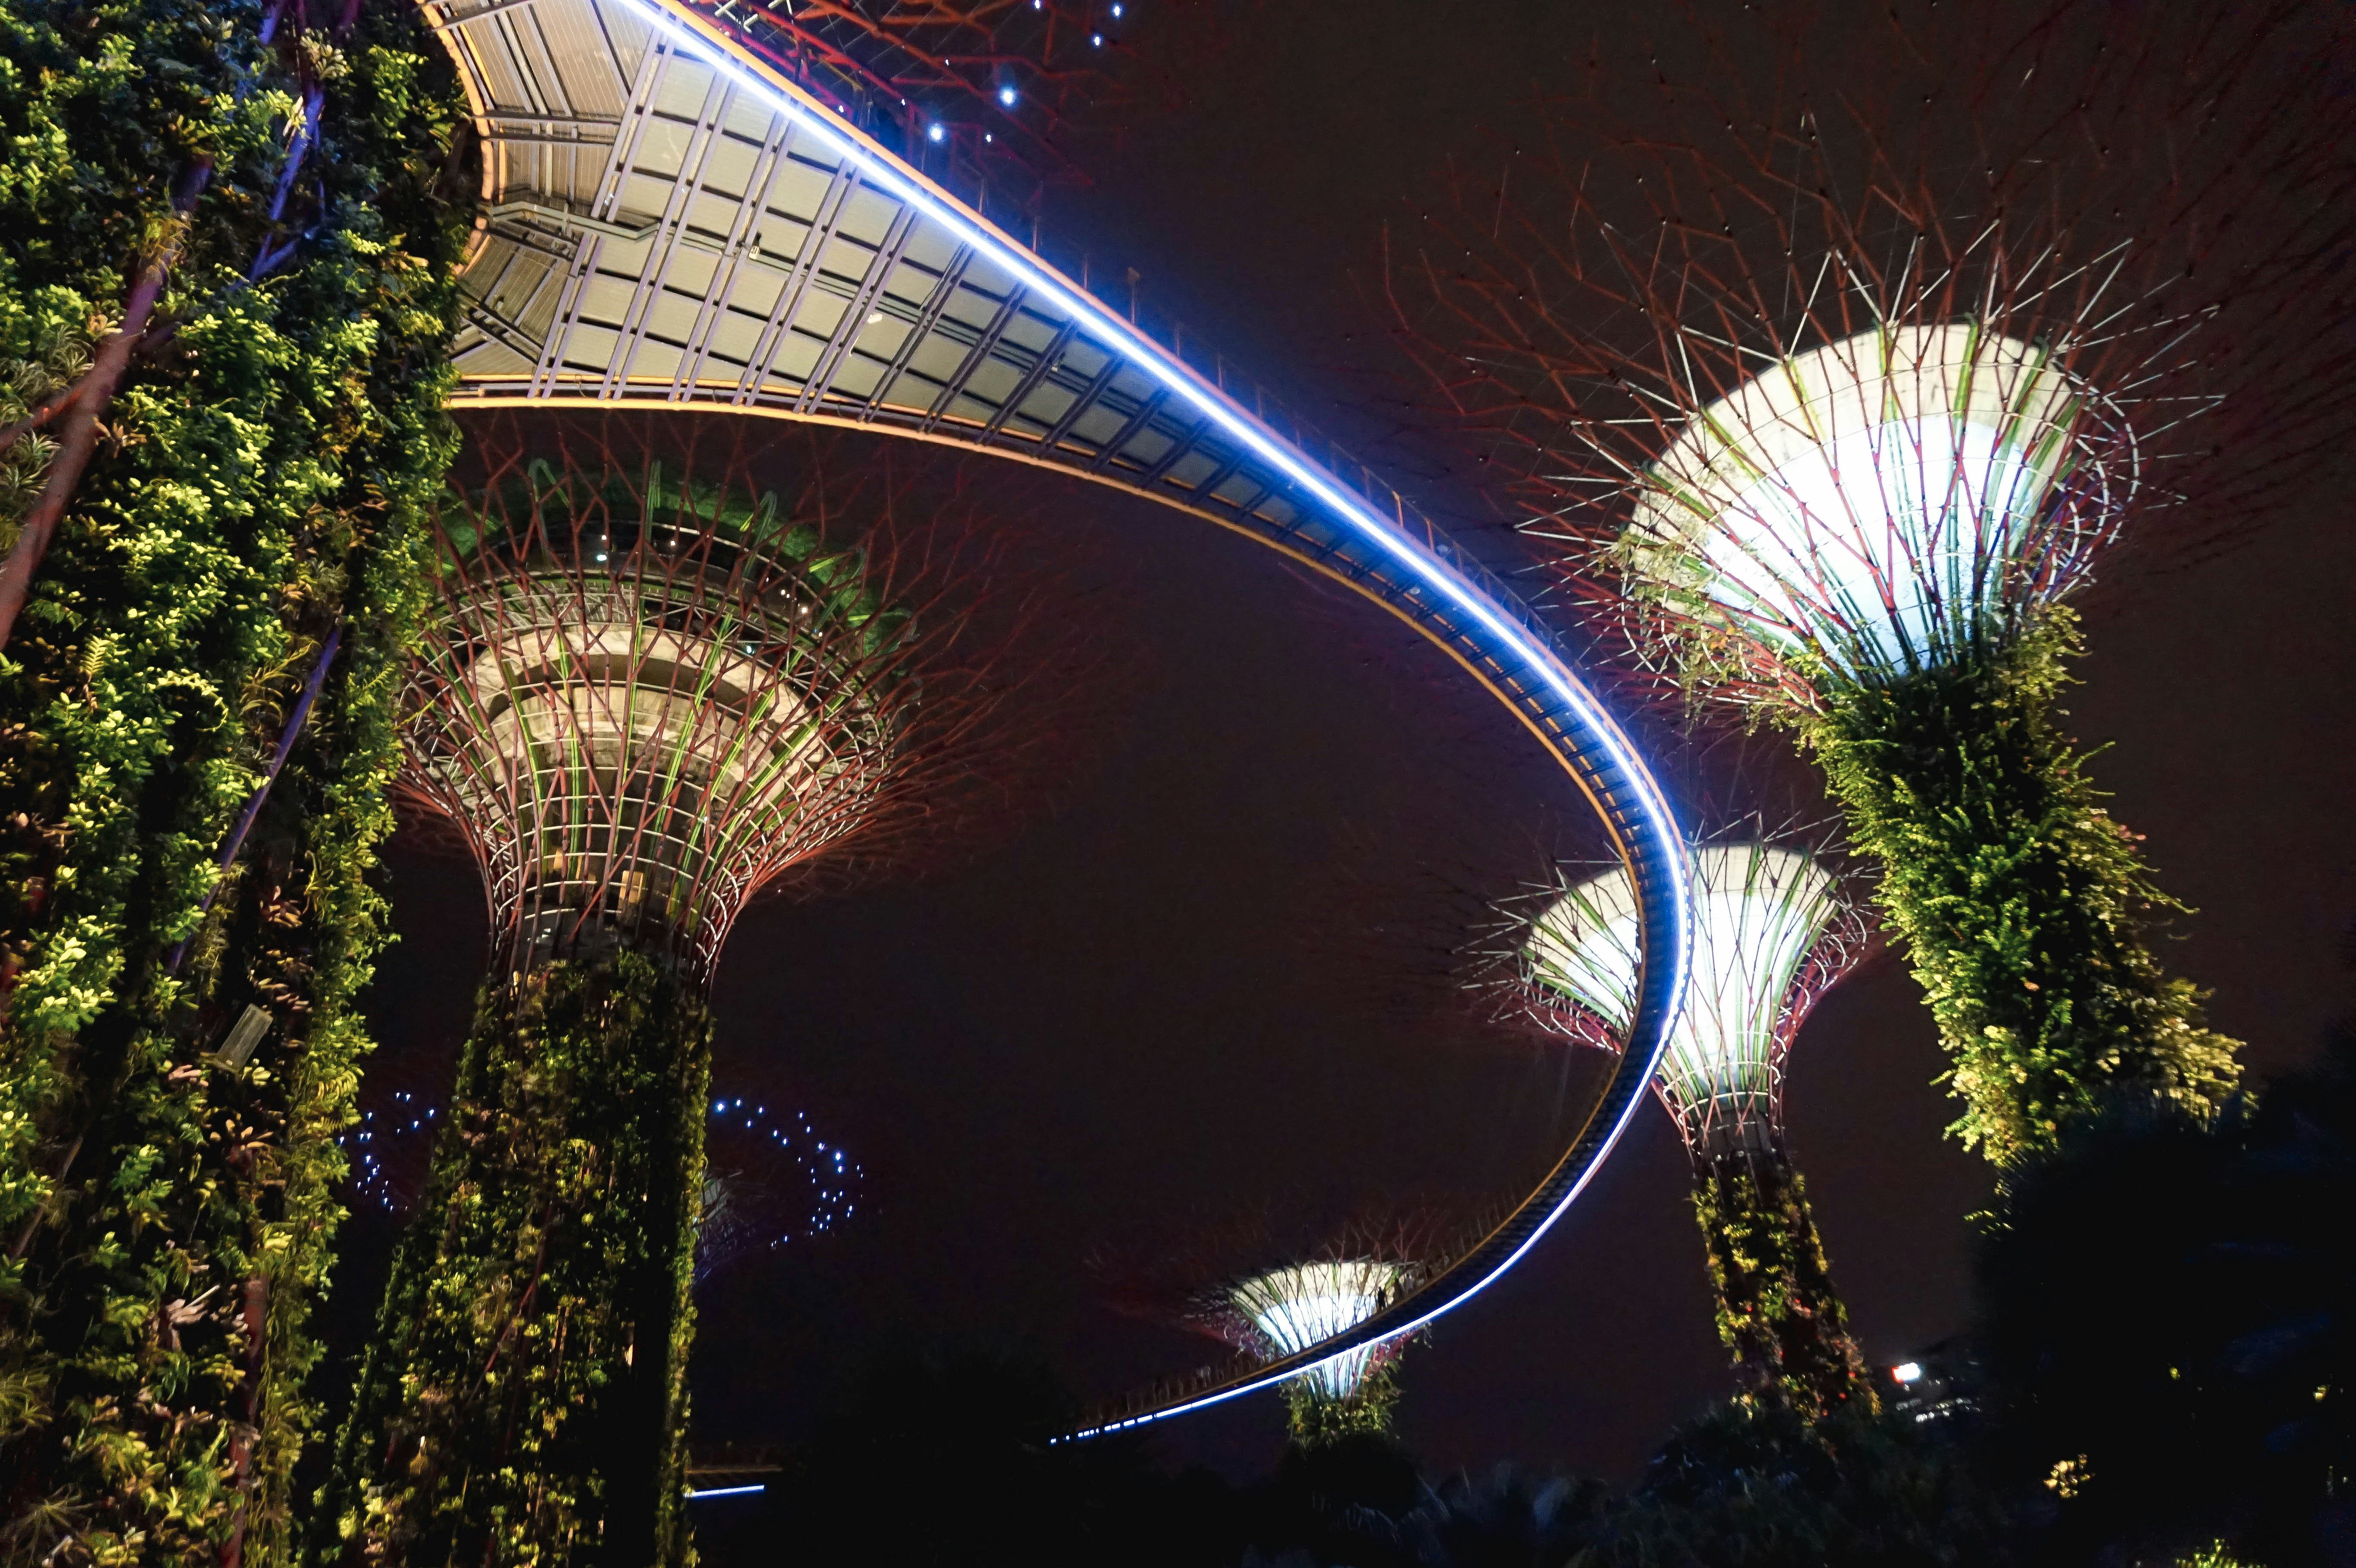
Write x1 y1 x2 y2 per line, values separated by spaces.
345 0 2356 1494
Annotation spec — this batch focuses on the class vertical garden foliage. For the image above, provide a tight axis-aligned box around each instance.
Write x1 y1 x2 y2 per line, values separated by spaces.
1799 613 2240 1164
318 953 711 1568
0 1 467 1559
1688 1147 1871 1419
1286 1365 1403 1451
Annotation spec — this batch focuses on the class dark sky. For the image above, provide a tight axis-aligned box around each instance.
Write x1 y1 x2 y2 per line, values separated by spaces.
349 0 2356 1495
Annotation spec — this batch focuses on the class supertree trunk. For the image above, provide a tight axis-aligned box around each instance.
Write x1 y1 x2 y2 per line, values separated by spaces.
1801 613 2239 1162
317 953 711 1568
0 3 468 1559
1687 1141 1870 1419
1284 1363 1402 1450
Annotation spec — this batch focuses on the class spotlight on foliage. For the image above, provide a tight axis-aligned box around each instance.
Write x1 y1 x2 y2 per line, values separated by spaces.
1512 831 1874 1415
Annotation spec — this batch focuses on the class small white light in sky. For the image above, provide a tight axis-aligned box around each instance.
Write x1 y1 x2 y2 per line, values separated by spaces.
927 123 944 143
998 85 1017 106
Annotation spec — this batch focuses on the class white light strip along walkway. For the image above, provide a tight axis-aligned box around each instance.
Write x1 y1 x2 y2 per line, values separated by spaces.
607 0 1692 1435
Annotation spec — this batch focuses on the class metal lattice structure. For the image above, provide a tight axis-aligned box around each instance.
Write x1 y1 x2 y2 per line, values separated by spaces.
1618 323 2116 692
1392 2 2356 709
419 0 1695 1438
399 428 1005 983
1522 839 1869 1158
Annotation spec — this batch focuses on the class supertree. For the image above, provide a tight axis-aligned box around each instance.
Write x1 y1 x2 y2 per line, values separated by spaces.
1392 1 2356 1162
1509 831 1874 1417
1112 1211 1452 1450
0 3 468 1559
313 418 1061 1566
1203 1255 1422 1448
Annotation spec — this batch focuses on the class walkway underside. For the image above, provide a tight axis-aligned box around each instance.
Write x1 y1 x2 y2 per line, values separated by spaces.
423 0 1688 1434
440 0 1343 543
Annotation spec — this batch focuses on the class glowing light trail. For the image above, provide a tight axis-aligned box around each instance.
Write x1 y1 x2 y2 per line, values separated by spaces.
568 0 1694 1435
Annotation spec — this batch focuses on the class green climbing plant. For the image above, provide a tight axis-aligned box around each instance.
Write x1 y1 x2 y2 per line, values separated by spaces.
0 1 467 1559
1688 1149 1871 1419
1794 611 2239 1163
1285 1363 1404 1451
314 952 711 1568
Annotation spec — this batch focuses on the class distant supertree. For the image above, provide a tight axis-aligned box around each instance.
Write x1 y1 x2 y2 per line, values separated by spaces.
1394 2 2356 1161
1513 833 1873 1416
1133 1213 1450 1449
697 1093 865 1282
1205 1258 1416 1446
317 420 1057 1566
336 1075 862 1281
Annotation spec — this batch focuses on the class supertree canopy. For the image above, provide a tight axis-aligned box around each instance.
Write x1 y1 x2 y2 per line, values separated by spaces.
1620 323 2100 691
1521 837 1873 1416
1395 3 2356 1162
1180 1221 1441 1449
316 423 1034 1567
397 451 930 980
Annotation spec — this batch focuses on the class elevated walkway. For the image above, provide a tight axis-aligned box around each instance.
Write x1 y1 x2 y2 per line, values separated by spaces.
422 0 1688 1433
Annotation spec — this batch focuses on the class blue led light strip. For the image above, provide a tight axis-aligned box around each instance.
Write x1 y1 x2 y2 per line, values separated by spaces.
615 0 1692 1436
685 1483 768 1500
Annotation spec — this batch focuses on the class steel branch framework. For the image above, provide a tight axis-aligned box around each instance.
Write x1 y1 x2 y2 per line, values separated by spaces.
417 0 1690 1435
1390 1 2356 708
400 443 956 983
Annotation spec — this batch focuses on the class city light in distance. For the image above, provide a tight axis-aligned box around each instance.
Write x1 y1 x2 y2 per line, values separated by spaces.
1894 1362 1924 1384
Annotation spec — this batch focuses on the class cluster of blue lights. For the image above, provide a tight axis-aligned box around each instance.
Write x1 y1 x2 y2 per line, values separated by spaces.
905 3 1130 152
700 1095 864 1274
341 1090 440 1214
339 1078 865 1276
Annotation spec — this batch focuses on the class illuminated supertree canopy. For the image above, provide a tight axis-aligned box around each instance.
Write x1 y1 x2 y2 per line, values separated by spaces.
319 422 1051 1566
1163 1216 1446 1450
1520 836 1874 1415
1393 3 2356 1161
